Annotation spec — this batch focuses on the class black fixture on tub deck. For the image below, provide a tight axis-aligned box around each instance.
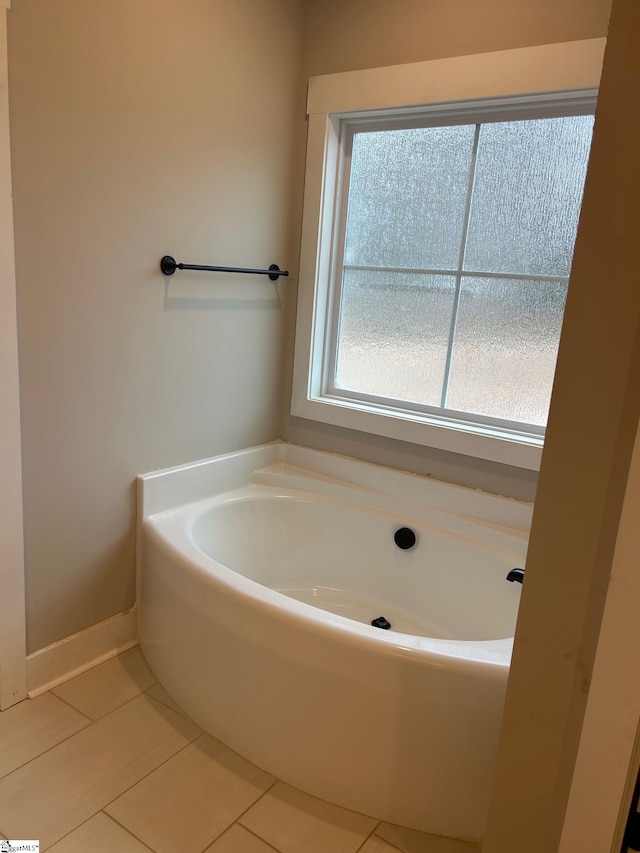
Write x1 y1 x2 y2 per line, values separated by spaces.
394 527 417 550
160 255 289 281
506 568 525 584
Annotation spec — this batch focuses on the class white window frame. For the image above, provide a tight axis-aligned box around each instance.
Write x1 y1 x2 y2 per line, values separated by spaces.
291 39 606 471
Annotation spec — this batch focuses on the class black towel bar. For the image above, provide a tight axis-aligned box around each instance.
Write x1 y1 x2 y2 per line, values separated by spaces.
160 255 288 281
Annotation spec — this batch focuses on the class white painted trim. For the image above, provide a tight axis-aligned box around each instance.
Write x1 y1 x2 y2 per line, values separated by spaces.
292 41 605 471
26 610 138 697
307 39 607 115
0 4 27 711
291 394 544 470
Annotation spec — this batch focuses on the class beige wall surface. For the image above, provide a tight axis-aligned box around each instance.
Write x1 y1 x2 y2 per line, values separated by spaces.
283 0 612 500
9 0 304 653
303 0 613 77
558 416 640 852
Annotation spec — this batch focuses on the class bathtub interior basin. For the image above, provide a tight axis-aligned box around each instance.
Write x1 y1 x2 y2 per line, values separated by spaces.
188 487 526 642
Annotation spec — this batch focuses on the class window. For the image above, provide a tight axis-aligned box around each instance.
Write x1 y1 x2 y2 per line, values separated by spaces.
333 109 594 424
292 40 605 469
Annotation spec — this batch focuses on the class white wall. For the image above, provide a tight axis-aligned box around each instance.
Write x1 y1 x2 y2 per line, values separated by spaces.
9 0 305 653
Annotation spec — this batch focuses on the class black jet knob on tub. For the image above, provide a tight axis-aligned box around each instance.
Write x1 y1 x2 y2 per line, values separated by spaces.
506 568 525 584
394 527 416 550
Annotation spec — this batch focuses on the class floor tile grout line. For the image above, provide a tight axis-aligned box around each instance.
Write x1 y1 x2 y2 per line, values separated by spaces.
102 810 158 852
142 684 188 719
81 694 279 850
40 811 96 852
51 678 159 722
373 826 393 844
235 777 279 821
235 822 284 853
21 693 203 845
0 716 92 783
100 735 199 815
197 777 280 851
234 782 383 853
42 690 95 724
40 673 157 727
0 686 191 787
39 809 156 853
354 821 383 853
31 728 196 851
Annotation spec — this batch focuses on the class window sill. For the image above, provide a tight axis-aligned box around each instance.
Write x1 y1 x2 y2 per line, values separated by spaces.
291 392 544 470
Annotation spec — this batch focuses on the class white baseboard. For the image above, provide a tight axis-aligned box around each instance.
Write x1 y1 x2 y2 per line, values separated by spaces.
26 609 138 697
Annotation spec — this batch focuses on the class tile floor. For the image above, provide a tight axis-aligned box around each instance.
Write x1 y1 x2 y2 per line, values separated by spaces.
0 647 480 853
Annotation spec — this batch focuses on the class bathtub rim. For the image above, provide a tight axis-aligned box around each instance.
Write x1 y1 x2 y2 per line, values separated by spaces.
137 441 532 669
137 441 533 530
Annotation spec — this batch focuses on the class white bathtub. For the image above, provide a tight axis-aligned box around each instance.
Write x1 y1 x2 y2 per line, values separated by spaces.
137 442 531 841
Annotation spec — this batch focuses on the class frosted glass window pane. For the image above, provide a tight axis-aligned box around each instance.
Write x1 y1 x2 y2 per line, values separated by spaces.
344 126 475 270
334 270 456 406
464 115 593 276
445 277 568 425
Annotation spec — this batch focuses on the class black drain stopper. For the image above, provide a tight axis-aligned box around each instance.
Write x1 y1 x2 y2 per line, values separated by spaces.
394 527 416 550
371 616 391 630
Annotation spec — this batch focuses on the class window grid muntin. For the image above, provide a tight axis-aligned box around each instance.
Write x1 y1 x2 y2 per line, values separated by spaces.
440 122 481 409
342 264 568 284
331 268 569 433
325 99 594 430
